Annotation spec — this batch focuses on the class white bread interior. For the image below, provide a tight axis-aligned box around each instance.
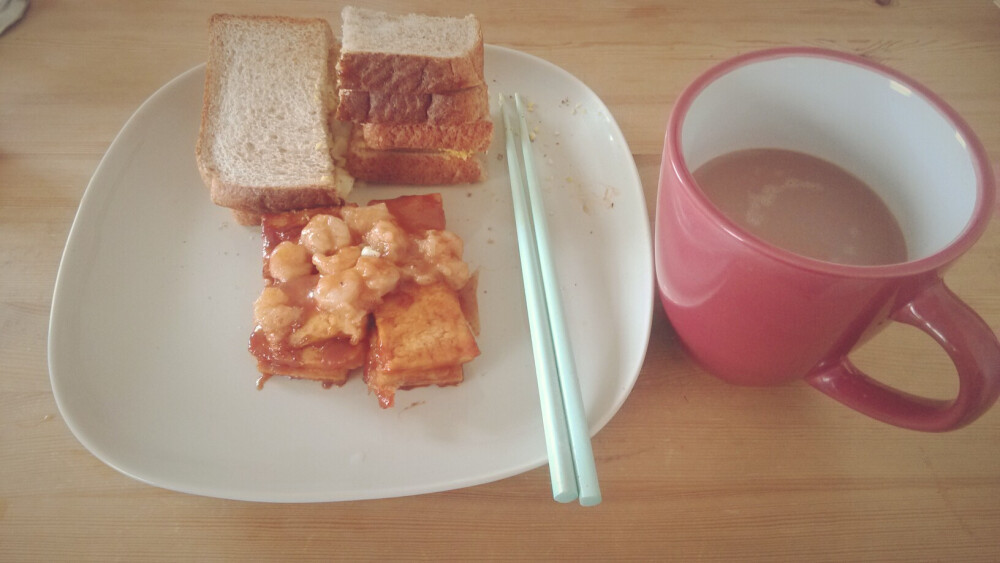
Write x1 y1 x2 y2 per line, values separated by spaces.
336 7 484 93
341 6 480 57
196 14 353 222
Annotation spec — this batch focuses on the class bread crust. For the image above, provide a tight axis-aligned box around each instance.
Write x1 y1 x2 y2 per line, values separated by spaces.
206 172 345 219
230 208 263 226
195 14 348 224
346 126 486 185
360 120 493 152
346 151 486 185
336 37 485 93
335 85 488 124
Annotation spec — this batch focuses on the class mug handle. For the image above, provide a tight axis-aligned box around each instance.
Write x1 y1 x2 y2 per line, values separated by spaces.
807 279 1000 431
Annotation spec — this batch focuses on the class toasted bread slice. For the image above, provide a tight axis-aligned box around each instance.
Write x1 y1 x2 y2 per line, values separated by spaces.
345 127 486 185
360 120 493 152
231 208 263 227
196 14 353 224
335 85 489 125
337 7 484 93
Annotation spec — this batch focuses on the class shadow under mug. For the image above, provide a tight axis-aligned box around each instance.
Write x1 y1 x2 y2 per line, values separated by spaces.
654 47 1000 431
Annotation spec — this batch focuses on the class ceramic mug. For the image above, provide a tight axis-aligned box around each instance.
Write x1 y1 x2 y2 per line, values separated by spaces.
654 47 1000 431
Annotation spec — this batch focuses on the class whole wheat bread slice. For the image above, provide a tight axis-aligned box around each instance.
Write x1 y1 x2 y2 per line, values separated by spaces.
335 85 488 125
337 7 484 93
346 127 486 185
196 14 353 224
360 120 493 152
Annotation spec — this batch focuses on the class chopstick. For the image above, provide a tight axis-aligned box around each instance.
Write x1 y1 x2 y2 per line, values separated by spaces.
500 92 602 506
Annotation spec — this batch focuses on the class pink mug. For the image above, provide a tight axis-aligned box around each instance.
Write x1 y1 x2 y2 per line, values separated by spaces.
654 47 1000 431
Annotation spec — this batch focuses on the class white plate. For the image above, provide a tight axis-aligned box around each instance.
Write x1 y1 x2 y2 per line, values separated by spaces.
48 45 653 502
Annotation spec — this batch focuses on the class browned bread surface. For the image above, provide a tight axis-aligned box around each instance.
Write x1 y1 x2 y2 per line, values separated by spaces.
336 7 484 93
360 120 493 152
335 85 489 124
231 208 262 226
346 128 486 185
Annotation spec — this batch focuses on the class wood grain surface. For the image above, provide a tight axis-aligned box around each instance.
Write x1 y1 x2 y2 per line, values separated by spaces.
2 1 999 560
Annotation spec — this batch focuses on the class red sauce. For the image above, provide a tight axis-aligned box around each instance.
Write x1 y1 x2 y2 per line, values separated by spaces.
249 326 368 374
255 373 273 390
369 193 446 232
251 194 472 400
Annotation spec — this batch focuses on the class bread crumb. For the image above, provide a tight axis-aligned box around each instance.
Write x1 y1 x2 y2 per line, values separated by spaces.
602 185 619 209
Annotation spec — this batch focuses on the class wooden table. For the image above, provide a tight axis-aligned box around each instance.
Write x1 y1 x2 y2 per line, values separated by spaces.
3 1 999 560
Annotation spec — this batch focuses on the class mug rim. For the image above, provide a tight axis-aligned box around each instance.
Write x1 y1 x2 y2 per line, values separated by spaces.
665 46 996 278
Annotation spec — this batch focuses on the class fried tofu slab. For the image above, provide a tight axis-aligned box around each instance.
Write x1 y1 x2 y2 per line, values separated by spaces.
365 281 480 407
249 194 480 407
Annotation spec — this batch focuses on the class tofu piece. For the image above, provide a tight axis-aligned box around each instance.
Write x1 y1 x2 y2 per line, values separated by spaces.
251 196 480 404
250 326 367 385
365 281 479 407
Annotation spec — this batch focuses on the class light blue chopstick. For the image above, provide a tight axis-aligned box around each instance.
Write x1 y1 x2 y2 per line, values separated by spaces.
500 93 602 506
500 94 577 503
